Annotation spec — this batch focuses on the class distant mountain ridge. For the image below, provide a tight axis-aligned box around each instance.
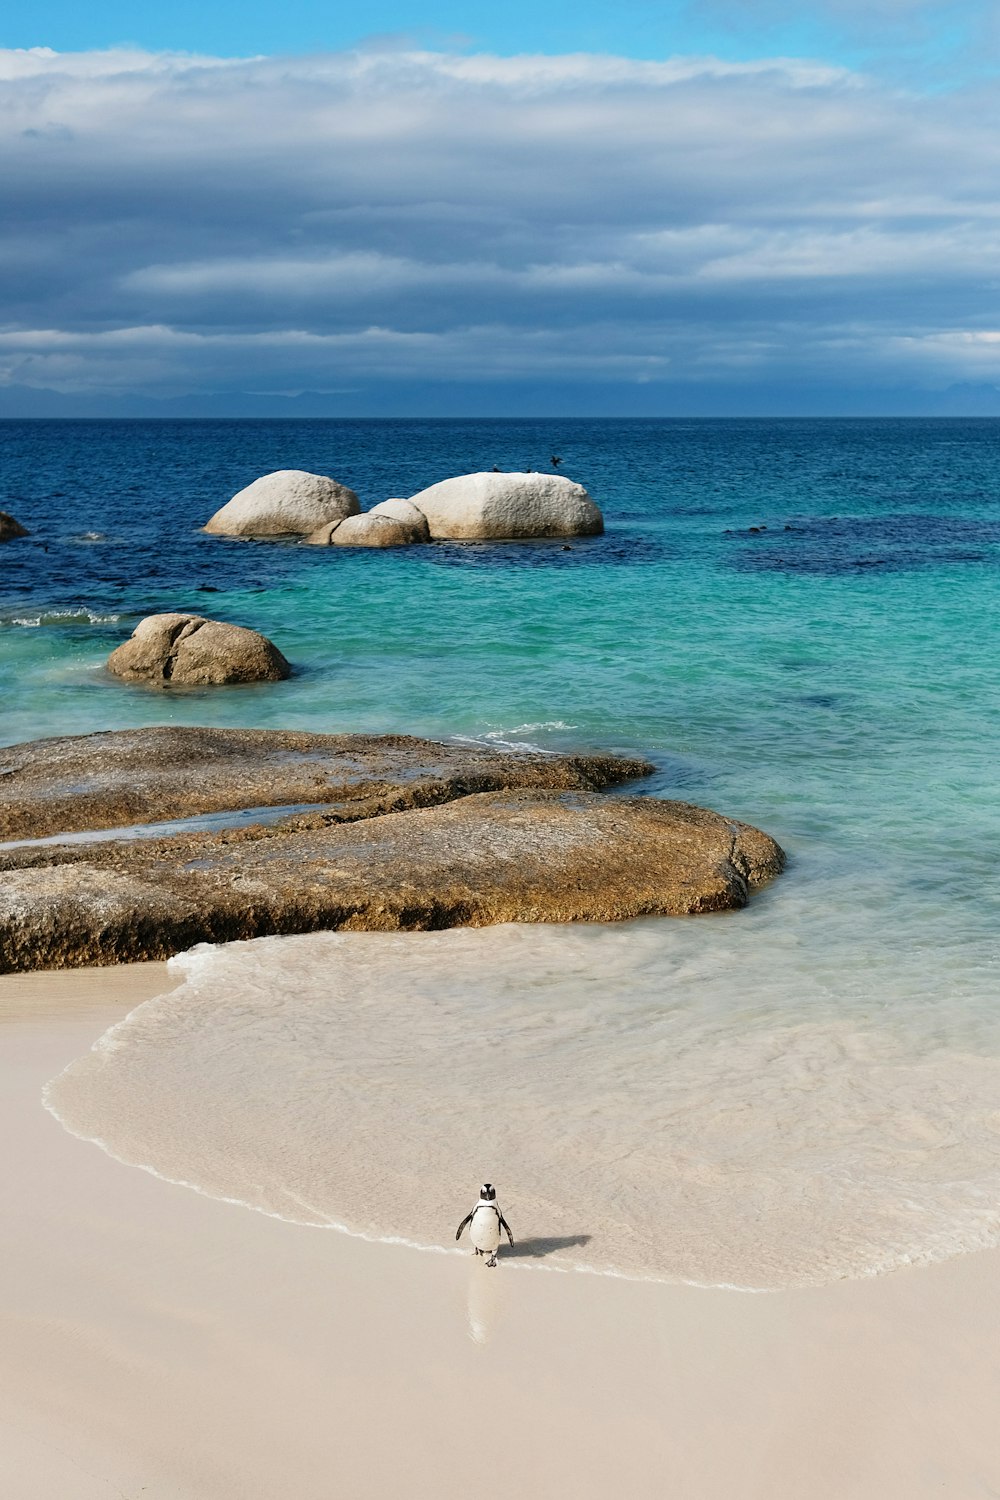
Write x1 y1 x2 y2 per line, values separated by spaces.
3 382 1000 419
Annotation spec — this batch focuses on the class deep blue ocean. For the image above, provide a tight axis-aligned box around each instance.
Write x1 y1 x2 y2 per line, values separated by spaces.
9 417 1000 1284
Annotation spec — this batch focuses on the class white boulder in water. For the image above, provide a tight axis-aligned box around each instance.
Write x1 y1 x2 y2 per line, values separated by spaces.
331 515 424 548
204 470 360 538
306 498 430 548
407 471 603 540
367 498 431 538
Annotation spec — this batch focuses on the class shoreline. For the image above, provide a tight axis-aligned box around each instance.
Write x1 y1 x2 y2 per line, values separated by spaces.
4 960 1000 1497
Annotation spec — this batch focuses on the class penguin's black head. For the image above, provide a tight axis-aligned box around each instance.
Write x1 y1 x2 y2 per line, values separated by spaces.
480 1183 496 1201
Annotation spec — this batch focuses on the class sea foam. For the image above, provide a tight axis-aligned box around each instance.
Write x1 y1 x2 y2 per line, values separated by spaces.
3 608 123 628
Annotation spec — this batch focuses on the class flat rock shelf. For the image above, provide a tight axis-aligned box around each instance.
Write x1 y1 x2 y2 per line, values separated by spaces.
0 728 784 972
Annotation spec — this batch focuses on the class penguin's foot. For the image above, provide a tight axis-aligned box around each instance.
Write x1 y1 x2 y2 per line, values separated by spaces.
486 1254 497 1268
474 1248 482 1257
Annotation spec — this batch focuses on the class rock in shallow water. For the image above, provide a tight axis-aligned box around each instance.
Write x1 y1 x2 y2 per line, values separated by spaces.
0 726 654 841
106 614 291 687
0 510 29 541
331 512 426 547
204 469 360 537
367 498 431 536
0 728 783 971
306 499 431 547
408 472 604 540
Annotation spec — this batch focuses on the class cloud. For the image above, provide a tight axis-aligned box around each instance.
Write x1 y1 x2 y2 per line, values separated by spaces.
2 44 1000 410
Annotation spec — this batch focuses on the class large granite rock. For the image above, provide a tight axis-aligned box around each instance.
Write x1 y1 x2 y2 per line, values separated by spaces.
306 499 430 547
0 786 784 972
331 513 426 548
204 470 360 537
304 519 342 545
0 511 29 541
106 614 290 687
408 472 604 540
0 727 653 841
367 498 431 537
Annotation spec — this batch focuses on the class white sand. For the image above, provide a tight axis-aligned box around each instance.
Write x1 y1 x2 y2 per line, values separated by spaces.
3 962 1000 1499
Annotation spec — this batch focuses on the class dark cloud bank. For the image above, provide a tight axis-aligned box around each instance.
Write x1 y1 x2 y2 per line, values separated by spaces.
2 46 1000 415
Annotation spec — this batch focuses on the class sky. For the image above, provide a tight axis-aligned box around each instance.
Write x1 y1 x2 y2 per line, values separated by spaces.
2 0 1000 415
6 0 1000 77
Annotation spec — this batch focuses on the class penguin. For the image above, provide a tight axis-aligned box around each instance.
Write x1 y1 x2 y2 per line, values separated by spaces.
455 1183 514 1268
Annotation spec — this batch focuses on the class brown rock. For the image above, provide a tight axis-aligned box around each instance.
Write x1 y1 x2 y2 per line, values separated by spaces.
0 511 29 541
0 865 199 972
0 726 653 841
0 789 784 973
106 614 291 687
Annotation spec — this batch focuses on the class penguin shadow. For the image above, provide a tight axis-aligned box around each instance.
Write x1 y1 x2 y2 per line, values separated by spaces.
501 1234 592 1260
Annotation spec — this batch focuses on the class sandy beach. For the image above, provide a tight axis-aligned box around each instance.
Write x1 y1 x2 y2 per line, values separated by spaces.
3 962 1000 1499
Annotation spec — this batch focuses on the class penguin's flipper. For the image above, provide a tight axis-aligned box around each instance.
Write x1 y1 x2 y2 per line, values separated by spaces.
455 1212 474 1241
499 1213 514 1246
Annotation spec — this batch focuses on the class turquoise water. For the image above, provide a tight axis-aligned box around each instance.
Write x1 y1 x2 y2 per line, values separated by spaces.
11 417 1000 1284
3 419 1000 877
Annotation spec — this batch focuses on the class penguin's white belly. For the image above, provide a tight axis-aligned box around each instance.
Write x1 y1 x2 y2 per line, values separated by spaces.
470 1208 501 1252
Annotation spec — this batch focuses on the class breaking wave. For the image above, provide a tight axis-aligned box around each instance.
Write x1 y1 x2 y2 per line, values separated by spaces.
2 608 124 628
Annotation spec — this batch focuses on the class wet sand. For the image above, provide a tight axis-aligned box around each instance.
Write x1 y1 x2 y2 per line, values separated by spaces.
43 923 1000 1289
3 962 1000 1499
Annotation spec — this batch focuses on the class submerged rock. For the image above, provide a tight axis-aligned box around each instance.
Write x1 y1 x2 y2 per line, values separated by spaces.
106 614 290 687
408 472 604 540
0 726 784 972
204 470 360 537
0 511 29 541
